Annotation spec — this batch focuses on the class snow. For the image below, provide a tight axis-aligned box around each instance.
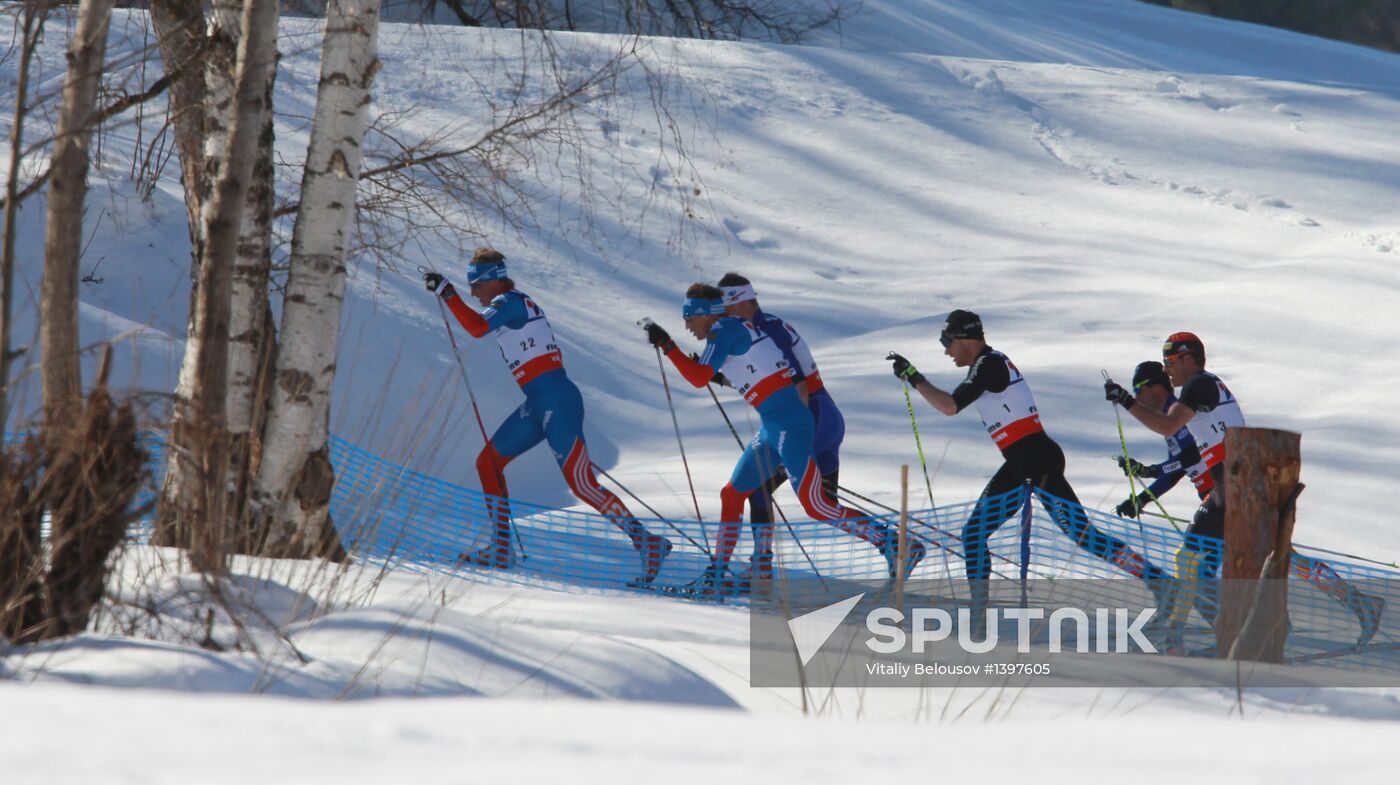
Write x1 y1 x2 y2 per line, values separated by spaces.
5 682 1399 784
4 0 1400 779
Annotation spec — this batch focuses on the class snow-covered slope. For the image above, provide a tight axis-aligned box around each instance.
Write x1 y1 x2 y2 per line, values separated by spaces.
822 0 1400 89
4 1 1400 778
9 2 1398 555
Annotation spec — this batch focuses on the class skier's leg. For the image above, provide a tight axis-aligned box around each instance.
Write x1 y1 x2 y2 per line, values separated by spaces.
962 464 1021 582
1291 552 1386 645
962 464 1022 634
1291 553 1350 603
543 386 673 583
775 411 890 545
812 394 845 490
717 432 769 572
1038 472 1168 582
465 404 541 566
1172 492 1225 626
746 469 784 570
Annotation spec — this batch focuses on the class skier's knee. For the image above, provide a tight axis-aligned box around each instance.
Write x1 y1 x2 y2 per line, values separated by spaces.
476 443 512 490
720 482 753 521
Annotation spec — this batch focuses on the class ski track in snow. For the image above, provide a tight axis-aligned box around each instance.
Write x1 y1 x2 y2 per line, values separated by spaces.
945 61 1335 234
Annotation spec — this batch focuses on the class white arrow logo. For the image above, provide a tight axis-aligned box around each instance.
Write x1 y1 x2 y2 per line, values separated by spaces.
787 593 865 666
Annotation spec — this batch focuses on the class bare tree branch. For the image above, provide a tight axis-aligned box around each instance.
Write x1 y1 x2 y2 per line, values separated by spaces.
0 33 211 212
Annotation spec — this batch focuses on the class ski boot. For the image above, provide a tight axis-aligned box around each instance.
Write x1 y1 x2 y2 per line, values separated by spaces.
629 533 673 587
459 538 513 569
882 536 926 581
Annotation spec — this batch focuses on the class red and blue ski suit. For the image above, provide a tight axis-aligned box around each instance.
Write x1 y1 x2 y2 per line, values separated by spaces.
443 288 648 546
663 316 888 569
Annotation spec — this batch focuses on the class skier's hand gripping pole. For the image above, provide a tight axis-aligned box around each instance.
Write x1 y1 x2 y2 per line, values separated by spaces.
639 318 706 536
888 352 936 509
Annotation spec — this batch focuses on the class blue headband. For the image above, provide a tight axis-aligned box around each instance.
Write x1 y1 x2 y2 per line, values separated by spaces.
467 261 508 285
682 297 725 319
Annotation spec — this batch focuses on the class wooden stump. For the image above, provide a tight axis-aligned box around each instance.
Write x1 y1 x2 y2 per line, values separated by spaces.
1218 427 1302 662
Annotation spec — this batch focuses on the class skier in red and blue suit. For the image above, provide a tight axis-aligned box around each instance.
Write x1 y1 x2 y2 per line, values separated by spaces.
424 248 671 585
643 283 925 592
717 272 846 585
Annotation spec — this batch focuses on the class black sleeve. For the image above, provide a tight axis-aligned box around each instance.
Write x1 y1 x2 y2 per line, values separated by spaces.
1177 374 1221 413
950 352 1010 412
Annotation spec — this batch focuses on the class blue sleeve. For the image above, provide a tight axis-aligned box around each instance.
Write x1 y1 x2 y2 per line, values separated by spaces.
1143 467 1183 498
1145 422 1197 497
757 314 805 382
480 293 528 331
698 318 751 371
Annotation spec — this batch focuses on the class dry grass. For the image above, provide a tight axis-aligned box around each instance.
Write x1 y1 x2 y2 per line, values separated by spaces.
0 349 149 643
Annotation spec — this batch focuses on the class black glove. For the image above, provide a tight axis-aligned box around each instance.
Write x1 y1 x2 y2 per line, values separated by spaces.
1116 456 1156 479
1103 380 1135 410
1115 493 1151 519
644 322 675 353
423 271 454 298
887 352 926 387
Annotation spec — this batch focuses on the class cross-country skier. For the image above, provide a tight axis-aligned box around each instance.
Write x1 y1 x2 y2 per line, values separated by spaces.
890 310 1170 622
643 283 925 592
717 272 846 588
1110 354 1384 645
1111 361 1200 520
424 248 671 585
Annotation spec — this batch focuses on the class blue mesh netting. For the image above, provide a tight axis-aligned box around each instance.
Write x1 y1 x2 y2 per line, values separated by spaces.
121 434 1400 670
320 437 1399 669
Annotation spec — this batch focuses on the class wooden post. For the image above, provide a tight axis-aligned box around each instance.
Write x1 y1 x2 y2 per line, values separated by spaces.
1217 427 1303 662
895 465 909 612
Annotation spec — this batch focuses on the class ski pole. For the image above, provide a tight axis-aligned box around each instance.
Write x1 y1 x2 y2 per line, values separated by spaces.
1293 543 1399 571
1102 369 1183 533
639 319 707 539
1103 369 1151 545
592 462 711 557
704 382 827 590
432 289 527 561
888 357 937 508
831 482 1023 575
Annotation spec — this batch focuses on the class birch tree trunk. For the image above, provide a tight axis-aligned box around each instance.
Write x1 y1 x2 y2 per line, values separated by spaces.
250 0 381 560
172 0 281 571
156 0 237 548
224 110 279 550
158 1 282 556
149 0 210 242
158 0 229 548
218 0 283 553
40 0 115 428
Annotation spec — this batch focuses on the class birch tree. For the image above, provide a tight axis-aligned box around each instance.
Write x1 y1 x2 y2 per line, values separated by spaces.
248 0 381 559
149 0 210 243
41 0 115 428
157 0 241 548
157 0 283 555
172 0 281 571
